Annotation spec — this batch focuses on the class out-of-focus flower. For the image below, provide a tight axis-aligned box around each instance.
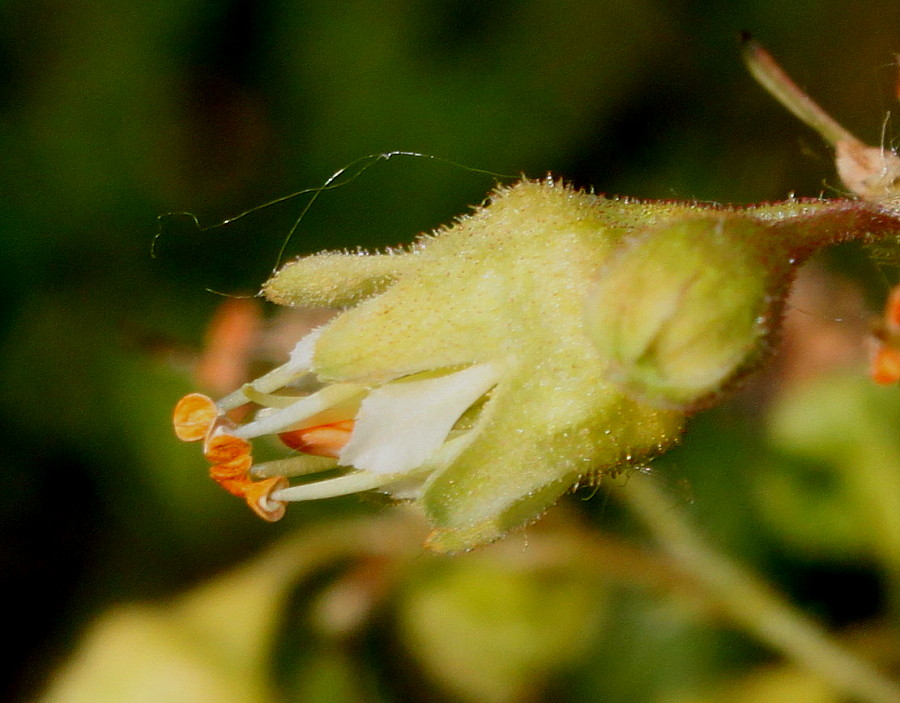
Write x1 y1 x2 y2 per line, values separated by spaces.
174 175 900 551
870 286 900 385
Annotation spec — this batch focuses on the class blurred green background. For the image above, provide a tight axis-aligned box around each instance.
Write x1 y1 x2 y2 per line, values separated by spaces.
5 1 900 701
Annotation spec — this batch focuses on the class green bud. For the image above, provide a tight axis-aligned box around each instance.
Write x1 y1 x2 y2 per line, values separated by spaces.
584 215 794 409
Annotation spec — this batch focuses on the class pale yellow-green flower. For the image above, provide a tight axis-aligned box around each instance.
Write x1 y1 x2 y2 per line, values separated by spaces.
174 178 900 552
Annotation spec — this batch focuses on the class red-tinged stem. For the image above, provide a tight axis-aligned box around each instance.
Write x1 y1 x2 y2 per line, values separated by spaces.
762 200 900 264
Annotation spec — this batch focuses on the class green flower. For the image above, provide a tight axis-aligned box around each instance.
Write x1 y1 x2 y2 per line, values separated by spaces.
174 179 900 552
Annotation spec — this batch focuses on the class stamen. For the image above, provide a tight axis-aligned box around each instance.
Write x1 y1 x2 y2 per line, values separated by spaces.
203 431 252 465
173 393 219 442
217 328 323 410
271 470 409 502
207 452 287 521
241 386 307 408
215 476 251 498
279 420 354 458
251 454 338 479
210 454 253 495
243 477 289 521
232 383 366 439
217 365 307 411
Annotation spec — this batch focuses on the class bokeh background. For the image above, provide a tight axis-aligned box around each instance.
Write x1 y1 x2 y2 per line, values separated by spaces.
5 1 900 701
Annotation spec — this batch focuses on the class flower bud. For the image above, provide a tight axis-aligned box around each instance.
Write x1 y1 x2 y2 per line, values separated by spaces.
584 215 793 409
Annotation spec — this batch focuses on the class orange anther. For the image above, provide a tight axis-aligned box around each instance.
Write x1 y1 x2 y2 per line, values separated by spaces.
279 420 354 458
216 476 252 498
173 393 219 442
872 346 900 385
243 477 289 522
210 454 253 495
204 432 252 465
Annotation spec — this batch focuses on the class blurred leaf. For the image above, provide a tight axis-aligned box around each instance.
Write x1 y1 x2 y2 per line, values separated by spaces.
758 373 900 568
396 551 606 703
37 512 428 703
37 603 272 703
289 649 379 703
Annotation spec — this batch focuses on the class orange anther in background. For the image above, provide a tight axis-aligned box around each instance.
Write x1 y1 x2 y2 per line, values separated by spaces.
886 286 900 331
869 284 900 385
872 346 900 385
196 298 262 396
173 393 219 442
243 477 289 521
204 432 251 465
279 420 354 458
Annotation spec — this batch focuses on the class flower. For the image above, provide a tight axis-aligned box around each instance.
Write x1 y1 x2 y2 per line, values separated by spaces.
173 43 900 552
869 285 900 385
174 177 900 552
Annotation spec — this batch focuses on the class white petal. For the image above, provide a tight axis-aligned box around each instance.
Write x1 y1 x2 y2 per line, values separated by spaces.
288 326 323 368
378 431 480 500
339 363 499 474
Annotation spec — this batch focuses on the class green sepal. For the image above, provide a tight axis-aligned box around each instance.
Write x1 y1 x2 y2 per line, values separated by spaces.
264 251 410 308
